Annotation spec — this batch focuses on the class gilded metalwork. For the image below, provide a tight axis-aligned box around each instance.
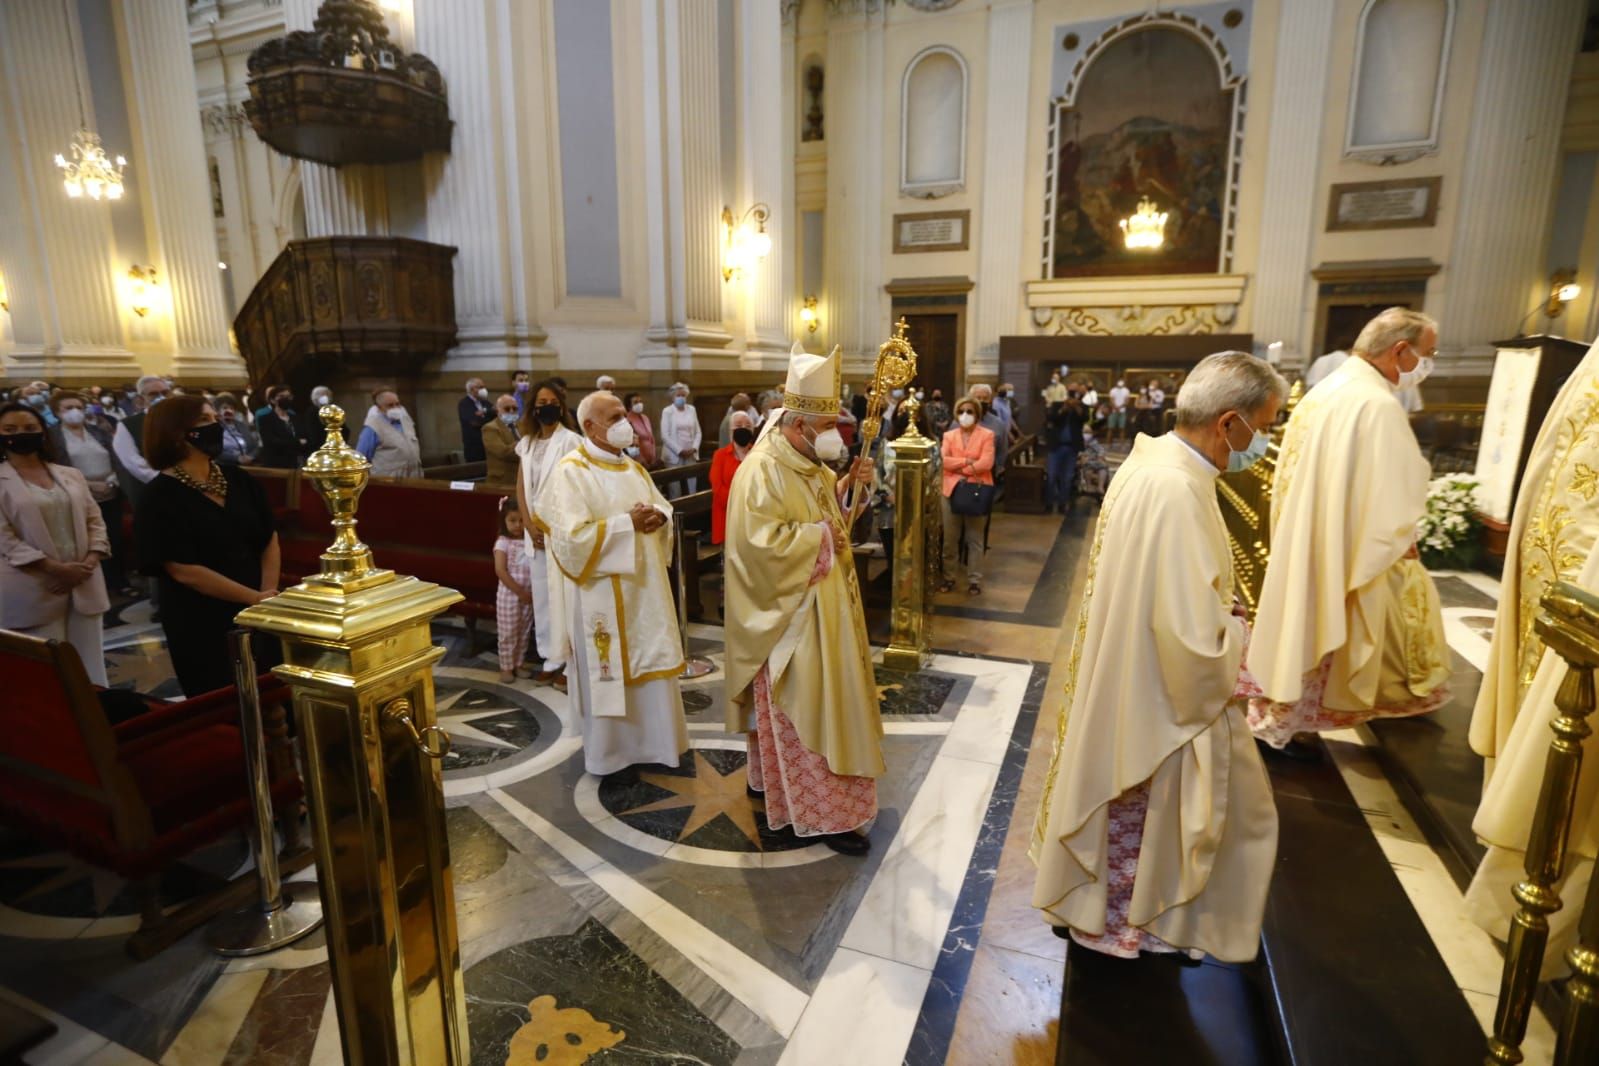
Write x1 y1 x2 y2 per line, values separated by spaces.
883 396 935 671
848 319 920 528
1485 581 1599 1065
236 405 470 1066
1215 380 1300 619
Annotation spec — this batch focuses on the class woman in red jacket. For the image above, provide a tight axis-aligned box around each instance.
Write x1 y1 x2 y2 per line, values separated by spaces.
709 410 756 545
939 396 995 595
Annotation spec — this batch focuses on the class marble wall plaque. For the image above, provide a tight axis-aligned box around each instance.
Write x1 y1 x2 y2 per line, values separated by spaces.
1326 177 1442 231
894 210 970 253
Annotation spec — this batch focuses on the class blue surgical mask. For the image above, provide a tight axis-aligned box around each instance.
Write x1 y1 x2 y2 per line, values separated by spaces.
500 412 519 427
1226 414 1269 473
673 395 687 408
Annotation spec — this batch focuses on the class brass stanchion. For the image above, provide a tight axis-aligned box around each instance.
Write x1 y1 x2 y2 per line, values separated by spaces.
673 512 715 679
1486 582 1599 1066
204 630 324 956
235 406 470 1066
883 396 934 672
1558 851 1599 1064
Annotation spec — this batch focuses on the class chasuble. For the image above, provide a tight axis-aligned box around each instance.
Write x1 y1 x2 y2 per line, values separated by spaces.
1030 433 1277 962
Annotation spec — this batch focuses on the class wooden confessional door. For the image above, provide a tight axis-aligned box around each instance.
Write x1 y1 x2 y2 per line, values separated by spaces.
900 313 959 401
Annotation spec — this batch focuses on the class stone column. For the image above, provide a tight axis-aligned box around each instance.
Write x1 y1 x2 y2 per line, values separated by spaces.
415 0 546 368
823 2 887 374
0 0 135 381
118 0 243 382
738 0 791 366
969 0 1034 380
1249 0 1336 374
1441 0 1586 371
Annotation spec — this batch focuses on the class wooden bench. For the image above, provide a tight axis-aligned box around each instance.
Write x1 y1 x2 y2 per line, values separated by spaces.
1003 434 1048 514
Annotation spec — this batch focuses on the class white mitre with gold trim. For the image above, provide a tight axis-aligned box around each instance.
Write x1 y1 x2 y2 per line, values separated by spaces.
783 341 842 417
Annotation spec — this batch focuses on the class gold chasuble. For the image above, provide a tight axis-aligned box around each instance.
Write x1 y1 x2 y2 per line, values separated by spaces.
1031 433 1277 962
722 430 884 779
1249 356 1449 727
1465 341 1599 975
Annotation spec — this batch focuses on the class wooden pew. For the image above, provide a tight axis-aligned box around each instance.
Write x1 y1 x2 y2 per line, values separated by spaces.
1003 433 1047 513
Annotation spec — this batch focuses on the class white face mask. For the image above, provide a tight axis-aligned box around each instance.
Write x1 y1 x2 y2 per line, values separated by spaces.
957 412 976 428
476 387 489 400
386 405 405 419
1397 354 1435 390
314 394 331 406
631 402 644 414
804 424 847 462
62 408 86 426
605 418 636 450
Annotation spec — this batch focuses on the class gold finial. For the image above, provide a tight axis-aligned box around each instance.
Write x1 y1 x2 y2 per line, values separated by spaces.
893 316 910 342
302 404 376 584
895 393 933 446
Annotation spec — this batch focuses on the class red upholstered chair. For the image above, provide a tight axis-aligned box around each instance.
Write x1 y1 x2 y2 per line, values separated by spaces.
0 630 305 958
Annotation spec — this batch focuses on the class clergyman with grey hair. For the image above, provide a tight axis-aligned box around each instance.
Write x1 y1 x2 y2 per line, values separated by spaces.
1031 348 1283 961
1247 305 1451 758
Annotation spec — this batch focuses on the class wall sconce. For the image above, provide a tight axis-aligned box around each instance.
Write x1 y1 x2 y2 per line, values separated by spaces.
0 274 8 313
722 203 772 281
1546 268 1581 318
127 264 159 318
800 294 819 334
1119 197 1168 251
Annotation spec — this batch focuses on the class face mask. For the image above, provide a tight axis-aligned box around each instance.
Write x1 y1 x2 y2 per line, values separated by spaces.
631 402 644 415
673 395 687 409
1225 415 1269 474
957 412 976 428
535 403 562 426
515 381 529 394
385 406 405 419
891 389 904 400
187 421 226 459
606 418 636 450
275 397 292 409
146 393 165 407
1397 354 1435 390
732 427 754 448
625 445 641 458
476 387 489 400
803 424 846 462
0 431 45 455
25 394 47 409
500 412 519 427
915 390 925 400
61 409 86 426
314 393 331 406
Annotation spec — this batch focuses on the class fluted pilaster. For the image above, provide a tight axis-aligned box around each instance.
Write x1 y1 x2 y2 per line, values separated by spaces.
1250 0 1336 372
970 0 1034 376
119 0 241 380
739 0 791 363
679 0 726 329
1442 0 1585 368
823 8 886 370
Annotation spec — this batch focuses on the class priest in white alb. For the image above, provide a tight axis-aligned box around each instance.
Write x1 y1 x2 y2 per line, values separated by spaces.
1464 339 1599 975
1031 351 1284 959
723 344 884 855
532 391 689 776
1248 308 1451 753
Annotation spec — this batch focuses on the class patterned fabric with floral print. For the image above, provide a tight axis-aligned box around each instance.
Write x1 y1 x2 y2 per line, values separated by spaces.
747 666 878 837
1247 654 1448 749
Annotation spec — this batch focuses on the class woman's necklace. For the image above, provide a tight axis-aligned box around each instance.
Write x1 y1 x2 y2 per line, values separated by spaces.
168 460 228 499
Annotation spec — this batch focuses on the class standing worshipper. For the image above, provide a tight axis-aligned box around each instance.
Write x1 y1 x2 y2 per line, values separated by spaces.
1464 339 1599 972
532 392 689 775
483 394 522 485
1248 308 1451 755
722 345 883 855
458 377 491 462
257 386 308 468
1044 388 1087 515
660 383 703 470
622 392 659 468
109 374 170 511
1031 351 1285 959
356 389 424 478
710 409 755 545
719 393 753 447
514 381 583 687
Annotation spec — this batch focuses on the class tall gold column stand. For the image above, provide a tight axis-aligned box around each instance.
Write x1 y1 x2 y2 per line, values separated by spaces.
673 513 716 678
1486 582 1599 1066
882 395 934 672
204 630 324 956
236 405 470 1066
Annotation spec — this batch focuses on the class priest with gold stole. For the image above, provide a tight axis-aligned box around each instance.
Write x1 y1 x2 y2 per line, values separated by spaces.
1248 308 1451 752
533 391 689 776
1031 352 1284 960
723 345 883 856
1465 340 1599 975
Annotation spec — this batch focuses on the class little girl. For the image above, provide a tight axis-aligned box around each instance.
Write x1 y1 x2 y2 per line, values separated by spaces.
493 498 535 683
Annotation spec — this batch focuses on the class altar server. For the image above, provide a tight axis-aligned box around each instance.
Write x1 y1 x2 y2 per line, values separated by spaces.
1465 339 1599 976
1031 351 1284 959
1248 308 1451 752
533 391 688 776
722 344 883 855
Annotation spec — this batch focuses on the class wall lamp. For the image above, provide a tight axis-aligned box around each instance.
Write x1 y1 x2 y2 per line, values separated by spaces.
722 203 772 281
127 264 159 318
0 273 8 313
1547 268 1581 318
800 294 819 333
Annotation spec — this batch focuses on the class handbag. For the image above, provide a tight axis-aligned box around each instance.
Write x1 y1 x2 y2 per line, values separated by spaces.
949 479 995 516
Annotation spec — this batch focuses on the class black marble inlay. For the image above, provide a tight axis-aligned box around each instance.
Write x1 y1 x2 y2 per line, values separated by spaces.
465 917 741 1065
875 664 959 717
596 749 810 853
436 682 555 774
682 688 715 715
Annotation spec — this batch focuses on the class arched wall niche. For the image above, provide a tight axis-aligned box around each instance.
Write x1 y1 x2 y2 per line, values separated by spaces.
1345 0 1454 163
900 45 968 198
1043 14 1245 278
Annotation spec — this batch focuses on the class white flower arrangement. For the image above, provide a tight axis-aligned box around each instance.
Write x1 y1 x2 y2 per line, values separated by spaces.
1416 476 1481 568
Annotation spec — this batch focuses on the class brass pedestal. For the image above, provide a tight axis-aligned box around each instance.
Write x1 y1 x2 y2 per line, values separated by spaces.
883 396 935 672
237 406 469 1065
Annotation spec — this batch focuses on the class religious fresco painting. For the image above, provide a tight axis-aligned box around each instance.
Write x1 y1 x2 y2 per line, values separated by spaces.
1050 27 1232 278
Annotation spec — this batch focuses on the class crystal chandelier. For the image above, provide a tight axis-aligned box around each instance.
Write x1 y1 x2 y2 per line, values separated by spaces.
1119 197 1168 251
52 0 127 202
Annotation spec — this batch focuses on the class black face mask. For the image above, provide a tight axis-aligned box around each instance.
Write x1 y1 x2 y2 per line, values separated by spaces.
535 404 562 426
732 427 755 448
186 422 226 459
0 431 45 456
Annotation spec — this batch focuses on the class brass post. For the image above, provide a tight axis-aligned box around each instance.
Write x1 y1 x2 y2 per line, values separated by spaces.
1558 845 1599 1065
883 396 935 671
1486 582 1599 1066
236 406 469 1066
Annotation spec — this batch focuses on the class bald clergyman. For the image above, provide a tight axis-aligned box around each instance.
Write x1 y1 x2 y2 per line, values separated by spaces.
1031 351 1285 960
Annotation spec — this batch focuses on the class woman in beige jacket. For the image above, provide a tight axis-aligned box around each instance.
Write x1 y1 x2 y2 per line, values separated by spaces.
0 401 111 684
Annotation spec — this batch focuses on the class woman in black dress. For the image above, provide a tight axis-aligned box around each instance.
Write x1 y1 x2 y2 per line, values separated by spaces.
135 394 280 697
255 386 306 469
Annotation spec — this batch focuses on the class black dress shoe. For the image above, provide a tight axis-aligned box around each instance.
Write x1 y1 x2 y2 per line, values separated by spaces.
1257 736 1323 762
1050 923 1072 941
822 830 871 856
746 783 763 798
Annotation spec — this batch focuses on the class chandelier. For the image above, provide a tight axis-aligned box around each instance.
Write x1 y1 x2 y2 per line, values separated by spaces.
1119 197 1168 251
52 0 127 202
